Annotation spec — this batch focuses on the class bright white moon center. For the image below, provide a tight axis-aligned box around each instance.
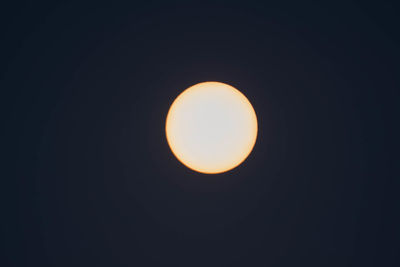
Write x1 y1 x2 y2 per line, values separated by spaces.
166 81 258 174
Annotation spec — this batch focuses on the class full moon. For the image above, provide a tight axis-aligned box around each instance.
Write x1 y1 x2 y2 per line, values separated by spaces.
165 81 258 174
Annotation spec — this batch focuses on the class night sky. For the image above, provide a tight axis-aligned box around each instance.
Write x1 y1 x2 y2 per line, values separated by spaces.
2 1 399 266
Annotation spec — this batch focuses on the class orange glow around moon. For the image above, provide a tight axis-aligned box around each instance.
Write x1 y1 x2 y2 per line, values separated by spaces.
165 81 258 174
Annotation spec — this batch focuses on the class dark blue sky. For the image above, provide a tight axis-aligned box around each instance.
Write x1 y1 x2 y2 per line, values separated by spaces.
2 1 398 266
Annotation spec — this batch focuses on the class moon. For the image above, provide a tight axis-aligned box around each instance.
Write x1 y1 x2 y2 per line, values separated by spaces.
165 81 258 174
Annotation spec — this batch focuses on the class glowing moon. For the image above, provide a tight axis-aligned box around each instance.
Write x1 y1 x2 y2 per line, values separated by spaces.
165 81 258 174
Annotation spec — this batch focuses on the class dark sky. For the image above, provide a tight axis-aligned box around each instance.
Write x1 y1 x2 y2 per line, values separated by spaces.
2 1 399 266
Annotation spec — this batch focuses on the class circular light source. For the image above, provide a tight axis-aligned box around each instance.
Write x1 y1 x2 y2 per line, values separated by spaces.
166 81 258 174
